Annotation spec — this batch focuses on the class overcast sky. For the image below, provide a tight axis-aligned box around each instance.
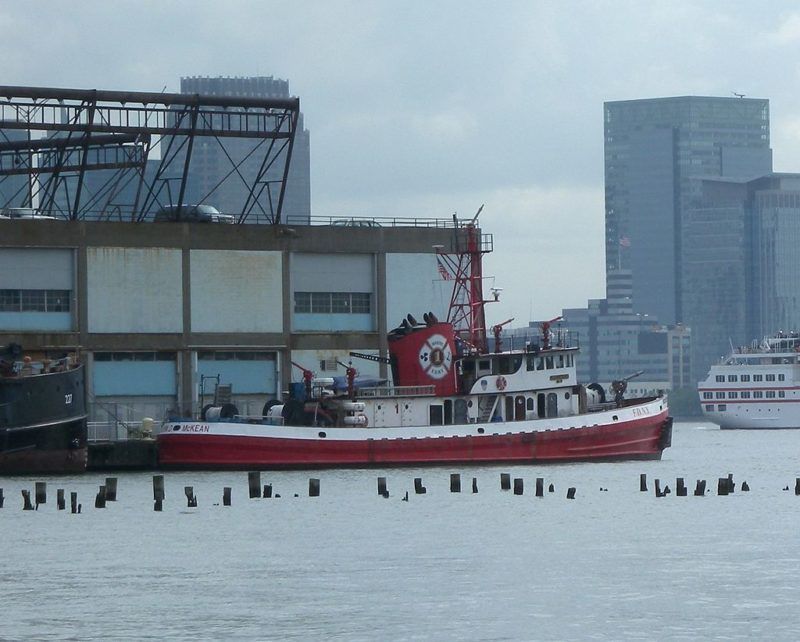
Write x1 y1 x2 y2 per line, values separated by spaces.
3 1 800 325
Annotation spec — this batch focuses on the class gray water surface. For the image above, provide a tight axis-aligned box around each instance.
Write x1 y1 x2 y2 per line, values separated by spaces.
3 422 800 641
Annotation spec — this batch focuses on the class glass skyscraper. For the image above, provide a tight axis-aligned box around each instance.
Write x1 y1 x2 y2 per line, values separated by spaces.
180 75 311 224
604 96 772 379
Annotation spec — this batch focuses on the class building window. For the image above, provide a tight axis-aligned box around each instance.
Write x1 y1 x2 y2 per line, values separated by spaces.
727 375 737 382
702 392 713 399
766 390 776 398
0 288 71 312
705 404 714 411
718 404 726 411
753 391 763 398
740 375 750 382
295 291 371 314
753 374 763 382
766 374 776 382
715 392 725 399
779 390 786 398
778 374 786 381
740 391 750 399
94 351 177 361
728 391 738 399
319 358 339 372
715 375 725 382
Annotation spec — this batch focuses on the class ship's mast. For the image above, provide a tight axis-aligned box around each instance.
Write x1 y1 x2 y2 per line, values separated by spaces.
436 206 493 354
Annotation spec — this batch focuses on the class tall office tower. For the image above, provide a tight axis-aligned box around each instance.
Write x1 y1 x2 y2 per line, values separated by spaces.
604 96 772 379
604 97 772 327
180 76 311 224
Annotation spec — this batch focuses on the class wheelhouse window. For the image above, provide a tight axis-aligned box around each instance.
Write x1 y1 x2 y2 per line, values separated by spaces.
727 375 737 382
715 375 725 382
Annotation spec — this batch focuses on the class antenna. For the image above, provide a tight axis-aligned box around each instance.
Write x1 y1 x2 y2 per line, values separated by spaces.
732 91 745 98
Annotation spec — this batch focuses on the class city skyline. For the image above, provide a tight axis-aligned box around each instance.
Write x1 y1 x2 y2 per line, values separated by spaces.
3 2 800 326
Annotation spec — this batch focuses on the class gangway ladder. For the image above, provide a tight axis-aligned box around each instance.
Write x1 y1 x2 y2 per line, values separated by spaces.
478 394 500 423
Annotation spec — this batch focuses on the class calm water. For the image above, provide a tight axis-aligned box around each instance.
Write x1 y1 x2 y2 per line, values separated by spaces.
3 422 800 641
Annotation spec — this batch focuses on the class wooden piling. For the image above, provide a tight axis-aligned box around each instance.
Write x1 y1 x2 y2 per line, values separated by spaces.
184 486 197 507
450 473 461 493
795 477 800 495
248 472 261 499
152 475 165 501
414 478 426 494
70 492 78 513
223 487 232 506
694 480 706 496
500 473 511 491
566 487 576 499
536 477 544 497
741 481 750 492
0 488 4 508
513 478 524 495
377 477 389 498
548 483 554 493
21 489 33 510
154 499 163 511
35 481 46 506
95 485 107 508
676 478 687 497
57 489 65 510
717 478 729 496
639 473 647 492
654 479 663 498
471 477 478 494
105 477 118 502
309 478 320 497
727 473 735 494
263 484 272 498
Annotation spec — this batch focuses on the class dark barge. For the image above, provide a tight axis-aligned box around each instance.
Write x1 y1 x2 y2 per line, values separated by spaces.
0 344 87 474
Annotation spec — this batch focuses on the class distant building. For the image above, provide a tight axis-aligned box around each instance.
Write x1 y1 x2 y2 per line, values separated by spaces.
179 75 311 224
604 96 772 379
505 270 691 397
686 173 800 370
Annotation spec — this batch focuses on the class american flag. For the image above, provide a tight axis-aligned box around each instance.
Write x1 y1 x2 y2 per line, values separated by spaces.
436 256 452 280
619 236 631 248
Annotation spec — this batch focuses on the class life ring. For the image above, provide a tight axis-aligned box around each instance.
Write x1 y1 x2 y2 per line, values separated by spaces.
418 333 453 380
496 376 507 391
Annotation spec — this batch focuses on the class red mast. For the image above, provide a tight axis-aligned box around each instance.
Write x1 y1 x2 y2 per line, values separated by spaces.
435 206 493 354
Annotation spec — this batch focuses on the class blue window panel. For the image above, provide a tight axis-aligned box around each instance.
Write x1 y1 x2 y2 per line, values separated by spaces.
93 361 177 396
0 312 72 331
197 360 277 395
293 313 373 332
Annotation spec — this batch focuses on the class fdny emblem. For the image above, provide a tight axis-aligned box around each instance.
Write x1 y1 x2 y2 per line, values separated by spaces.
418 333 453 380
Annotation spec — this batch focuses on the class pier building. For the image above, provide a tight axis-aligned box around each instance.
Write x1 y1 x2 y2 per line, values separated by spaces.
0 85 464 429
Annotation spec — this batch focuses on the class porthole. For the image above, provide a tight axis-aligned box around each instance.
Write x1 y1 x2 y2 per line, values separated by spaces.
564 392 570 400
172 425 181 431
477 427 485 434
612 415 618 421
318 431 327 438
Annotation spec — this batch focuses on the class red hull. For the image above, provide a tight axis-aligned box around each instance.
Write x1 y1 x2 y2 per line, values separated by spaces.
158 413 671 470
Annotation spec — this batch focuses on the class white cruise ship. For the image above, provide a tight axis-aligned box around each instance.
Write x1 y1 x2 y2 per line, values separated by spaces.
698 333 800 429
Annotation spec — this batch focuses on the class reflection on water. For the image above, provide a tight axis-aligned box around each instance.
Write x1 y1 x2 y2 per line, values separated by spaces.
3 423 800 641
